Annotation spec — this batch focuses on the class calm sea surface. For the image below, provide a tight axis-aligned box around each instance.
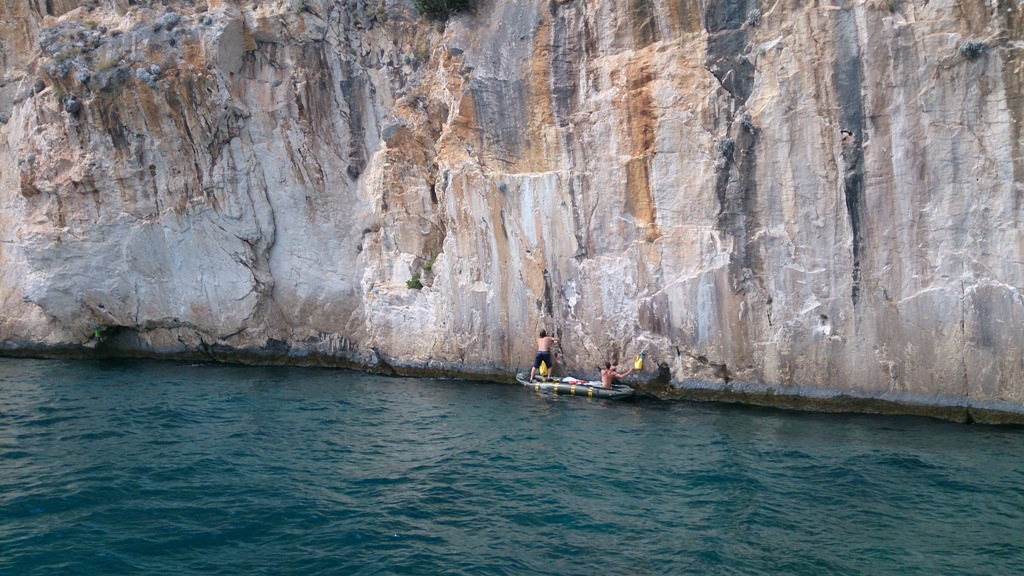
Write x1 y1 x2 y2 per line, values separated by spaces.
1 358 1022 575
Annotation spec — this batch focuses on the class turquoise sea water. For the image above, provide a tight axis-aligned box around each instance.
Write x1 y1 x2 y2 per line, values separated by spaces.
1 358 1022 575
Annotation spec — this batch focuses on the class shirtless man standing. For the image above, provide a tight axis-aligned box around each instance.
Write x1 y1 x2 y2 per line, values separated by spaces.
600 362 633 389
529 330 560 381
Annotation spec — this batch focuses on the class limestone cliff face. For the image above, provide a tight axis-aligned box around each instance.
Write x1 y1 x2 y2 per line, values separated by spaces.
1 0 1023 418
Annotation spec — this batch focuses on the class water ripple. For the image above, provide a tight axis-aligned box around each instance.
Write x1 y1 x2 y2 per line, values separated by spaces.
1 359 1023 575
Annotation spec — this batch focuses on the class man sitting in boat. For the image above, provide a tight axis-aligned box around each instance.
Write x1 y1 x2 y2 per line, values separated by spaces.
529 330 560 381
600 362 633 388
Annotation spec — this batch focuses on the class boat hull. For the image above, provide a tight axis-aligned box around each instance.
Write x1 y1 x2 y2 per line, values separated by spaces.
515 373 635 400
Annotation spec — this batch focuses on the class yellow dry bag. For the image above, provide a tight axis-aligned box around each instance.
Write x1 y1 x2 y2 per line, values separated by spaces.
539 360 548 377
634 353 645 371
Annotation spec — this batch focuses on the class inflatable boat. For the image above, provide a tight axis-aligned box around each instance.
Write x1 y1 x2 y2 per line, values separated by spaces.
515 373 635 400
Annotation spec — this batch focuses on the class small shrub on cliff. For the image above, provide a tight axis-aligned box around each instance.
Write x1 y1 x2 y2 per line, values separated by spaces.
136 67 158 87
866 0 899 11
407 274 423 290
715 137 735 158
63 96 82 116
739 112 755 132
157 12 181 31
959 40 987 61
414 0 470 21
745 8 761 27
54 46 82 63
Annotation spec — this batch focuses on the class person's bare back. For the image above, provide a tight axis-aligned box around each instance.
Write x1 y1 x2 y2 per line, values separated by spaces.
537 336 556 352
529 329 560 381
600 362 632 388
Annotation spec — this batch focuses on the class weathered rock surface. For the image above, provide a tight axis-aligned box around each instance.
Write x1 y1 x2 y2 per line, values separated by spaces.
1 0 1023 422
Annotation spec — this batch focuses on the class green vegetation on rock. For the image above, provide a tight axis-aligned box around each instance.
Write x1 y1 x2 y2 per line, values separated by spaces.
414 0 470 21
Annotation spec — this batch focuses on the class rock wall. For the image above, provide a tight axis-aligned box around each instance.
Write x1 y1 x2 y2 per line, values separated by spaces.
1 0 1023 420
